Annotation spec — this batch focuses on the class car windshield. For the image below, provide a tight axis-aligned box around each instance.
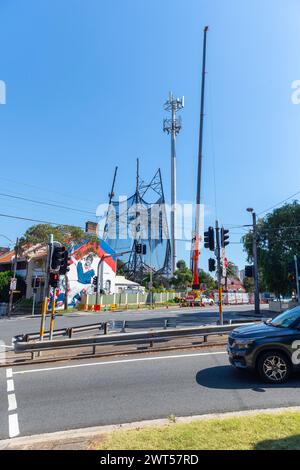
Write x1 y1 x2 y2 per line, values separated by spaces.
271 306 300 328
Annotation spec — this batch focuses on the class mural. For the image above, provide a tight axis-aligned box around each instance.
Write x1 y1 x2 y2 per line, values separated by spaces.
49 240 116 310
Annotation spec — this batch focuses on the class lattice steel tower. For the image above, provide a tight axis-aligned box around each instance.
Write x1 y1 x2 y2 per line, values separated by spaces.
163 92 184 276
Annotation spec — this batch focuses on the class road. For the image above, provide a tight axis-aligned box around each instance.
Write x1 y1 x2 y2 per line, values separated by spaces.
1 345 300 441
0 304 269 346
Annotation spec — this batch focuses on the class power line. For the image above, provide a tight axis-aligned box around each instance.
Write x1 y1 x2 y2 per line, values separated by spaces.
0 212 84 227
0 192 95 215
0 176 98 205
257 190 300 216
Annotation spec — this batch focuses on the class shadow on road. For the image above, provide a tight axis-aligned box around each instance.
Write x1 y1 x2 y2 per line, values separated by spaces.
196 365 300 392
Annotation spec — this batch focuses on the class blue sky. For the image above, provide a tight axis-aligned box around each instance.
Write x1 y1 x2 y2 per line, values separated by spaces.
0 0 300 271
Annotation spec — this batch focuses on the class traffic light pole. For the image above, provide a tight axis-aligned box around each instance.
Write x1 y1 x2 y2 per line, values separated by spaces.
215 221 223 325
7 237 19 318
40 234 53 341
252 212 260 315
294 255 300 304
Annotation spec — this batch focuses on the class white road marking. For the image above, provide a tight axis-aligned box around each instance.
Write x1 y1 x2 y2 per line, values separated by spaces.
5 369 20 438
8 394 17 412
13 350 227 375
8 413 20 438
7 379 14 392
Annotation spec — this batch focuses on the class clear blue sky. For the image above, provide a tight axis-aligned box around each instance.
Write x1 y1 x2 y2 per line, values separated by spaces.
0 0 299 271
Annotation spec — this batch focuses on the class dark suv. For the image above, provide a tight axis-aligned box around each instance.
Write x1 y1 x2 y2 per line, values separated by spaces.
227 306 300 383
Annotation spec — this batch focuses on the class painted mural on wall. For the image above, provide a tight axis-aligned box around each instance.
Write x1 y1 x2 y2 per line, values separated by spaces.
49 240 116 310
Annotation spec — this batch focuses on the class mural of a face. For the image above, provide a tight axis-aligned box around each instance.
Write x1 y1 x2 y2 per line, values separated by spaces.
84 255 93 269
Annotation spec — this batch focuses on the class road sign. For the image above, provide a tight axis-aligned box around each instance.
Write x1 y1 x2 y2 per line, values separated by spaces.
10 278 17 291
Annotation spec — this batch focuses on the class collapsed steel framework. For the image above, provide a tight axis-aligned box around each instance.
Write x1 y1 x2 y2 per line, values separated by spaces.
103 160 171 282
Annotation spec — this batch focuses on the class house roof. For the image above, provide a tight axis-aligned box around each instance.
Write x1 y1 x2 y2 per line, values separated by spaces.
115 276 142 287
0 250 15 263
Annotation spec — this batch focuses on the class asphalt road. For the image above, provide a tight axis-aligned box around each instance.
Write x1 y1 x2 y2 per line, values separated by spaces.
1 346 300 440
0 304 269 346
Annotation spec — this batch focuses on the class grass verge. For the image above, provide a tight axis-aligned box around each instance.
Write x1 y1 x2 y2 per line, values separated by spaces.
94 412 300 450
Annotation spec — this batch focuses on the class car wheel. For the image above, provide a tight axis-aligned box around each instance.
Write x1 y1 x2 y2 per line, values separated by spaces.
257 351 291 384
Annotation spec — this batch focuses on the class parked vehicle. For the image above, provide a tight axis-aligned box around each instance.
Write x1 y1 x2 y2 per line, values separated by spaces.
227 306 300 383
201 295 214 306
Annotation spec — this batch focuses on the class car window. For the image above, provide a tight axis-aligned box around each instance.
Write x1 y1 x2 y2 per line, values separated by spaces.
271 306 300 328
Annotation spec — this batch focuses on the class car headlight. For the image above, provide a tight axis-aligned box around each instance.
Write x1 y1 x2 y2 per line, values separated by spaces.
232 339 255 349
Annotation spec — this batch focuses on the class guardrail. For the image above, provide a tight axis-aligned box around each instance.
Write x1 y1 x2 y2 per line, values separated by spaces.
13 322 255 359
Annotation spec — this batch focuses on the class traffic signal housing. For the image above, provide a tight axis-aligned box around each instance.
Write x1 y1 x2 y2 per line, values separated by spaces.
245 265 254 278
51 245 65 271
136 243 147 255
59 248 70 275
221 228 229 248
204 227 215 251
49 272 59 288
208 258 216 272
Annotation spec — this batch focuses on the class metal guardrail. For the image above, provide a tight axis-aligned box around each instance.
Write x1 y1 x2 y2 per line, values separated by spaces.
15 317 258 343
13 323 255 357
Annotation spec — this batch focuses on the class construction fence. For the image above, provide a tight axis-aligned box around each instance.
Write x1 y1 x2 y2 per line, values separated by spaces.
80 291 186 311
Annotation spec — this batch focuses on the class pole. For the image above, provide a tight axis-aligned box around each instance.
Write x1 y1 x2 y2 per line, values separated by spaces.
49 288 56 340
252 212 260 315
96 256 104 305
294 255 300 304
171 96 177 276
32 289 36 316
149 239 153 308
193 26 209 287
40 234 53 341
215 221 223 325
103 166 118 240
7 237 19 318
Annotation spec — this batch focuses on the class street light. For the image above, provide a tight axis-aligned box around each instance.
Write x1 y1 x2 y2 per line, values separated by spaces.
246 208 260 315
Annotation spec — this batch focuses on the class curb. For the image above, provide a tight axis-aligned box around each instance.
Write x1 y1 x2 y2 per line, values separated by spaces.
1 406 300 449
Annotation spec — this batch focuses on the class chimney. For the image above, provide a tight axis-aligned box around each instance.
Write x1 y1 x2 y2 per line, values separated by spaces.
85 221 98 235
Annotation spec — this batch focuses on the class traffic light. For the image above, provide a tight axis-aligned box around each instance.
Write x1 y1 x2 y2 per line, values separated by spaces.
59 249 70 275
49 272 59 288
204 227 215 251
245 265 254 278
208 258 216 272
136 243 147 255
221 228 229 248
93 276 98 286
51 245 65 271
31 277 41 288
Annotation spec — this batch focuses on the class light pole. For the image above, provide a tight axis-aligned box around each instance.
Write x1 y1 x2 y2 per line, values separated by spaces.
247 208 260 315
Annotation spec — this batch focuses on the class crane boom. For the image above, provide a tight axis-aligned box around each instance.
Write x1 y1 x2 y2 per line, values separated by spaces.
192 26 209 289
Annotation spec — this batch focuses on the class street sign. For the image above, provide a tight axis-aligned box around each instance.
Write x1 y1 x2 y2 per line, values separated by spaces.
10 278 17 291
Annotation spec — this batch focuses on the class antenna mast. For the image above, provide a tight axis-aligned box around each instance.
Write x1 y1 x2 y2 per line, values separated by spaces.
163 92 184 276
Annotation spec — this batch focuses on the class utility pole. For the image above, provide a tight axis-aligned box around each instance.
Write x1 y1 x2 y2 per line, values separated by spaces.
247 208 260 315
7 238 19 318
215 221 223 325
294 255 300 304
163 92 184 276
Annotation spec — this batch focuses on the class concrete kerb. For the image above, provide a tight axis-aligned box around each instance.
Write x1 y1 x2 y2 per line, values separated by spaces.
2 406 300 450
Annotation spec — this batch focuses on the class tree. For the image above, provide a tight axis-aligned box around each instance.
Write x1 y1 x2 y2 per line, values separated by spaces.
242 201 300 297
19 224 96 247
0 271 11 302
116 259 126 275
198 269 217 293
171 260 193 289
